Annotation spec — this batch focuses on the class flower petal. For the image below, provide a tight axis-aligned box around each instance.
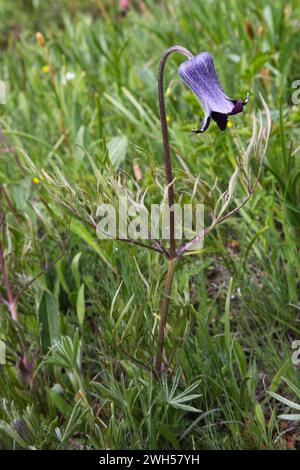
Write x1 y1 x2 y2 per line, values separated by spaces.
211 112 228 131
192 114 211 134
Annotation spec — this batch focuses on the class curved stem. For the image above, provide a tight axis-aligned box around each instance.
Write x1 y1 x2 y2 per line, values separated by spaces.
158 46 194 259
155 46 193 377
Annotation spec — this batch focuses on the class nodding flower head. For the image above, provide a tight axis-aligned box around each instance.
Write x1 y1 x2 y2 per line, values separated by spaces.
178 52 248 133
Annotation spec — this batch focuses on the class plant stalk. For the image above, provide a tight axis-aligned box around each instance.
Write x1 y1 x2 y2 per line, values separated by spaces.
155 259 175 375
155 46 193 375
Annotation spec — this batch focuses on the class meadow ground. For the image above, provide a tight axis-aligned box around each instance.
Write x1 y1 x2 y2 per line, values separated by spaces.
0 0 299 450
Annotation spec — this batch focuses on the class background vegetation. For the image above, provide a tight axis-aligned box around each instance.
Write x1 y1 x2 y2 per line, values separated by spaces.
0 0 299 449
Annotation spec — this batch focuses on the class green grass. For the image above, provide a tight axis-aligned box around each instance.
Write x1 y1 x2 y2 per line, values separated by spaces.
0 0 299 450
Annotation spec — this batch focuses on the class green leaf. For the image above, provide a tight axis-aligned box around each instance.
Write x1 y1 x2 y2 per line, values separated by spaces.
268 392 300 411
55 259 70 296
255 402 266 433
269 359 289 392
76 284 85 326
112 294 134 333
71 252 82 290
38 291 61 354
107 135 128 168
74 125 85 168
278 414 300 421
61 399 89 443
281 377 300 398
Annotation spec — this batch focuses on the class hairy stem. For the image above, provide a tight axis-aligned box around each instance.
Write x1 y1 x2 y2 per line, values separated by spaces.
157 45 193 259
155 259 175 375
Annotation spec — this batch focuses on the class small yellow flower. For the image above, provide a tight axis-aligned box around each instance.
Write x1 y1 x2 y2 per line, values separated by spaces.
227 120 232 128
32 177 40 185
166 115 171 124
42 64 50 74
35 32 46 47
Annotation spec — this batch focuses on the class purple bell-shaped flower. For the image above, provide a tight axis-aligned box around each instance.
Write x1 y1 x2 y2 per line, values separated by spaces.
178 52 248 132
